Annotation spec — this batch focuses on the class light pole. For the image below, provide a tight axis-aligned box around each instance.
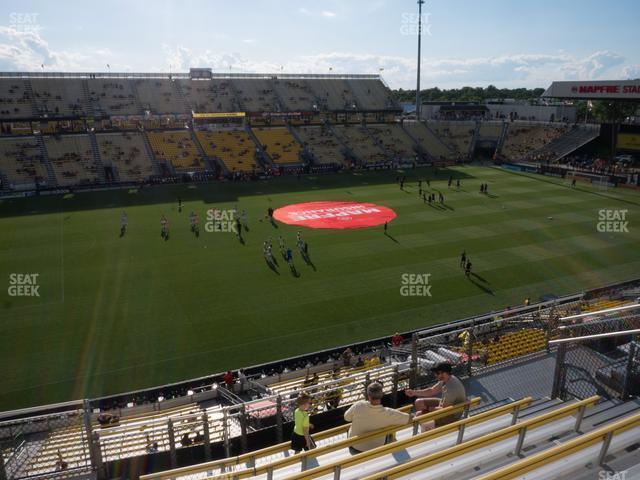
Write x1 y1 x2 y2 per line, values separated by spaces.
415 0 425 120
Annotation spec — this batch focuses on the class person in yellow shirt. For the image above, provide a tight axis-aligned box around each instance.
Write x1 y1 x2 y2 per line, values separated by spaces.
290 394 314 453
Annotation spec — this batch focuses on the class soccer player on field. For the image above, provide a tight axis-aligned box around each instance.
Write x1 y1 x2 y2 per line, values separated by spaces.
189 211 196 231
160 214 168 237
120 211 128 235
279 235 285 254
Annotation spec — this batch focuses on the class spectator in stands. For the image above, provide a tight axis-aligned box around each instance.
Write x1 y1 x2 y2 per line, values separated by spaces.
180 433 193 447
344 382 413 455
391 332 404 347
291 393 314 453
342 347 353 367
238 369 247 390
355 356 365 367
405 362 467 432
223 370 235 390
55 449 68 471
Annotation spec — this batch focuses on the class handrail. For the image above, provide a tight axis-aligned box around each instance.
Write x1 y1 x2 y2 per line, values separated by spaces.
475 411 640 480
282 397 542 480
140 399 482 480
138 405 416 480
357 396 600 480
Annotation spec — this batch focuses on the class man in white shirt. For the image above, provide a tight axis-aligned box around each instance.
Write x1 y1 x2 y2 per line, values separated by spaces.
344 382 413 454
405 362 467 432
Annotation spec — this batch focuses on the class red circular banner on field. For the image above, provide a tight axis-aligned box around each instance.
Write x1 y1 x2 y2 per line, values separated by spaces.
273 201 397 229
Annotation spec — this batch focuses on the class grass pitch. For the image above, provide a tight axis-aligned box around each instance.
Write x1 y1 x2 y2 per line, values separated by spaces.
1 165 639 411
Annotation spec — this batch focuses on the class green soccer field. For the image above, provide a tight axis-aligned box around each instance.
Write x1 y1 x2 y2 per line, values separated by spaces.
1 165 639 411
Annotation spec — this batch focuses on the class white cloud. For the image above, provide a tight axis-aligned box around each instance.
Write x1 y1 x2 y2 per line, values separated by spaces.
0 26 636 90
321 11 337 18
0 26 129 71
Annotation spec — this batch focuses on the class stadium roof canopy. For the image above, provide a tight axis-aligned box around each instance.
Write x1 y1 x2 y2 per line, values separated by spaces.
542 80 640 100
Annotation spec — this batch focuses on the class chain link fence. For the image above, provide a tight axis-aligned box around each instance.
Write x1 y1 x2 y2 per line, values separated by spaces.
0 409 91 480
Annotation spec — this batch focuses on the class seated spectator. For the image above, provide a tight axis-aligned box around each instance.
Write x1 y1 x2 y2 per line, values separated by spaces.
180 433 193 447
391 332 404 347
344 382 412 455
405 362 467 432
97 413 119 426
355 356 365 367
366 355 381 368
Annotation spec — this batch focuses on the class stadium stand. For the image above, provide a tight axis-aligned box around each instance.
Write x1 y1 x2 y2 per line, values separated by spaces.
30 79 88 118
96 132 156 182
134 79 187 115
272 79 317 112
348 79 398 111
526 124 601 163
234 79 280 112
0 80 33 119
195 129 260 173
403 121 455 162
252 127 302 165
176 79 238 113
0 136 49 189
429 121 475 158
147 130 205 171
483 328 546 365
44 134 101 186
332 124 388 165
367 124 418 161
477 121 504 140
500 122 568 161
293 125 345 165
311 79 359 111
88 79 140 116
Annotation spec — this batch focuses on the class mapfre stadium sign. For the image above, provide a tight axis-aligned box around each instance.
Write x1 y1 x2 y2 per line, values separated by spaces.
542 80 640 100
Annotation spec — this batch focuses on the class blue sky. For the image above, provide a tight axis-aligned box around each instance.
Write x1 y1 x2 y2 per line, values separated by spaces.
0 0 639 89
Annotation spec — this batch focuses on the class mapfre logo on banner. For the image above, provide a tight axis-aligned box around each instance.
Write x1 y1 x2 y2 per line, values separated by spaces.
273 201 397 229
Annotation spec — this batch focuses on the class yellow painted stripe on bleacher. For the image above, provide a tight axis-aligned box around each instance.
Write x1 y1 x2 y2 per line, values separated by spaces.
218 398 483 480
138 403 416 480
357 396 600 480
475 411 640 480
281 397 532 480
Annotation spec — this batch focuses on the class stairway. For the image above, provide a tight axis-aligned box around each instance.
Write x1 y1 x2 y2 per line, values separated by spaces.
188 128 217 174
532 125 601 162
287 124 317 165
400 122 432 163
325 122 358 165
363 124 393 161
246 125 274 169
468 121 480 159
83 78 106 118
35 133 57 187
141 130 165 176
172 79 192 114
80 79 96 118
496 121 509 157
23 79 39 118
88 131 109 183
130 80 146 115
